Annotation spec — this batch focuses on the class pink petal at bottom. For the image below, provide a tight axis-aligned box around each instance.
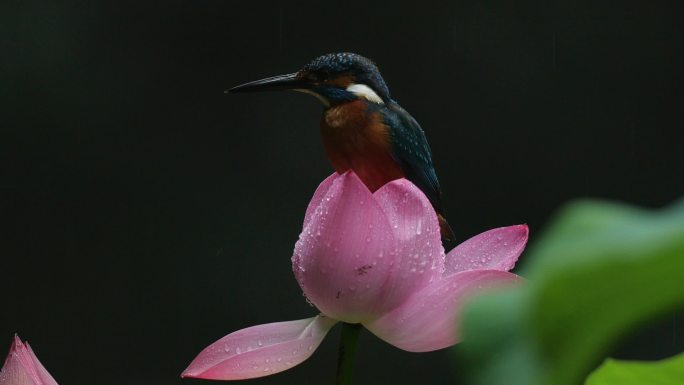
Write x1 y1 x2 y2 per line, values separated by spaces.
0 335 58 385
364 270 522 352
181 316 337 380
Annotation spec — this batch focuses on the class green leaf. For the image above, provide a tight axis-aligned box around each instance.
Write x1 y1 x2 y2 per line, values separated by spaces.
585 352 684 385
456 198 684 385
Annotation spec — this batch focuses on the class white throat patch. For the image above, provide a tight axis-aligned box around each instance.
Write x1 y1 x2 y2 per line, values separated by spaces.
346 83 384 104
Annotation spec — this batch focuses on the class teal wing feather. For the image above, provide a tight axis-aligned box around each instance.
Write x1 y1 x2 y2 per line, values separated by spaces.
381 101 445 215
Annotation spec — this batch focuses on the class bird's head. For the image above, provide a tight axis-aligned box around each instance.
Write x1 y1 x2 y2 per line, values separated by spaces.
228 53 391 107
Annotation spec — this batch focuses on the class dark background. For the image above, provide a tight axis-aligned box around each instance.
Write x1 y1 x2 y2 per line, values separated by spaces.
1 1 682 384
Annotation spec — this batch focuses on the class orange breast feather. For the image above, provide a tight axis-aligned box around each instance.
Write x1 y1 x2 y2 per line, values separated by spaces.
320 101 404 192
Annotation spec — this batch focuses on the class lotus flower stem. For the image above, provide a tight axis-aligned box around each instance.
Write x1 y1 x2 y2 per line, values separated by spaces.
336 323 362 385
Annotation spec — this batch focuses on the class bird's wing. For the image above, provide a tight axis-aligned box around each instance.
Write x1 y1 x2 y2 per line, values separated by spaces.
381 101 444 214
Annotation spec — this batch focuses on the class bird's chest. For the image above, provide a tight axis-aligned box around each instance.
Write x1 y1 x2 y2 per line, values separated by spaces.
320 101 403 191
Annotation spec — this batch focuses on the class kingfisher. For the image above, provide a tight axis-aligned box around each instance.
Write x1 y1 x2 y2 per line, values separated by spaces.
229 52 455 241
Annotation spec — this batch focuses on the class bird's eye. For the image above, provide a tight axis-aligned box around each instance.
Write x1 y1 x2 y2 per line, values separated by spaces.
302 72 323 84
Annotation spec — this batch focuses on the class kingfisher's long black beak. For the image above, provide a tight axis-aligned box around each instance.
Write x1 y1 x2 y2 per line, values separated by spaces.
227 72 308 94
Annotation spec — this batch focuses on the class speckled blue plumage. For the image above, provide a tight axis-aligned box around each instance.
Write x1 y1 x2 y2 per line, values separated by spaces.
303 53 392 102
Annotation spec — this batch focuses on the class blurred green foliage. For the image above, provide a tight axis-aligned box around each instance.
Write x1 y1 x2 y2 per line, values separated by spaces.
456 198 684 385
585 352 684 385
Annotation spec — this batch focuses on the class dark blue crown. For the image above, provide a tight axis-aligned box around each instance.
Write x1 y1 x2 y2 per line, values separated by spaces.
302 53 391 102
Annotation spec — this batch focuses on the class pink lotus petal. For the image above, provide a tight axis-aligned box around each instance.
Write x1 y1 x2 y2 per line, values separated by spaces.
181 316 337 380
23 345 57 385
1 335 58 385
303 173 339 226
293 172 399 322
444 225 528 275
372 178 445 308
364 270 522 352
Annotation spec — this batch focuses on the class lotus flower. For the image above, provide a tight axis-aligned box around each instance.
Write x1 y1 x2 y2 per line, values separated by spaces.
0 335 58 385
182 172 528 380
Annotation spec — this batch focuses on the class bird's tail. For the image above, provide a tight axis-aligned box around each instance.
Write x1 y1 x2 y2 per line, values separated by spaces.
438 214 455 242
